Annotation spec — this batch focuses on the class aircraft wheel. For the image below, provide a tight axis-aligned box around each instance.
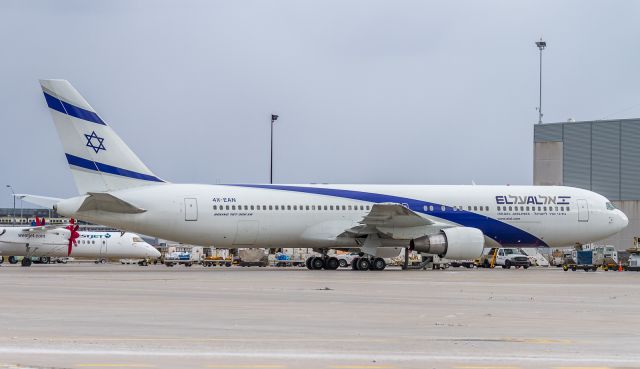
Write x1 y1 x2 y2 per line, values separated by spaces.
351 257 360 270
372 258 386 271
311 257 324 270
21 257 32 267
356 257 370 271
324 257 339 270
338 259 348 268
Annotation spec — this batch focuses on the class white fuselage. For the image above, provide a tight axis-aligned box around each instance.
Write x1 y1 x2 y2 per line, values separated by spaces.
55 183 628 249
0 229 160 259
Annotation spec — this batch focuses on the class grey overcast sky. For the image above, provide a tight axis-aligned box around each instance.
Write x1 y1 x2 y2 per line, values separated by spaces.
1 0 640 207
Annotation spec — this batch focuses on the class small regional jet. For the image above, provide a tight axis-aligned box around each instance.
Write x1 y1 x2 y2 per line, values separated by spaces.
25 79 628 271
0 217 160 266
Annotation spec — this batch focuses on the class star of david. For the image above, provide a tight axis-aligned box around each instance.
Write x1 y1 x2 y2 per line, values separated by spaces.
85 131 106 153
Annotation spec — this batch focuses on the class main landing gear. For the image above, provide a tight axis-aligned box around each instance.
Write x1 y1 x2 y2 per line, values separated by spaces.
305 255 340 270
305 254 386 271
350 256 386 271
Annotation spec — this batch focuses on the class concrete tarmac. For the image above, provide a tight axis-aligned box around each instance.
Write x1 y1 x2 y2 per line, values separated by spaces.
0 263 639 369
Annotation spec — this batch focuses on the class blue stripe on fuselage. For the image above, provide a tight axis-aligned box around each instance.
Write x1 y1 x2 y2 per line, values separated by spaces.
65 153 164 183
43 91 106 125
228 184 547 247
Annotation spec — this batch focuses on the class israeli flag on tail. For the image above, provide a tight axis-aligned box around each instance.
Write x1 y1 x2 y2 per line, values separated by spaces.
40 79 165 194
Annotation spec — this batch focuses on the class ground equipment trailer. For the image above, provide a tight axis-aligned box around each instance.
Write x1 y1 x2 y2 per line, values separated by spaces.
201 256 233 267
163 252 196 267
562 250 598 272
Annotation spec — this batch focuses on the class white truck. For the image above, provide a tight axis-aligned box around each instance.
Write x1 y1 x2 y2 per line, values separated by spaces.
482 248 531 269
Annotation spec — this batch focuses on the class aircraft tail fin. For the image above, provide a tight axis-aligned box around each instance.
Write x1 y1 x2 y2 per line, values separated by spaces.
39 79 166 194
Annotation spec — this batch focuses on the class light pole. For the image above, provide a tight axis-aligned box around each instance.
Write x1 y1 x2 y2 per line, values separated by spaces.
5 185 15 226
270 114 279 184
535 38 547 124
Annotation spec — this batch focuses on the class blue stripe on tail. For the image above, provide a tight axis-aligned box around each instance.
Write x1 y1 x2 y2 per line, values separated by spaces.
65 154 164 183
44 92 105 125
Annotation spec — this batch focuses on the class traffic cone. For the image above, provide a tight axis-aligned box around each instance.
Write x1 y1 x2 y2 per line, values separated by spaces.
618 261 623 272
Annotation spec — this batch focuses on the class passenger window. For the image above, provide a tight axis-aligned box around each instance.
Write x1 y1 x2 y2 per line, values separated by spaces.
268 205 273 210
366 206 370 210
306 205 310 210
359 205 364 210
473 206 477 211
348 205 352 210
226 205 230 210
250 205 254 210
244 205 248 210
287 205 291 210
213 205 217 210
342 205 346 210
508 206 512 211
324 206 328 210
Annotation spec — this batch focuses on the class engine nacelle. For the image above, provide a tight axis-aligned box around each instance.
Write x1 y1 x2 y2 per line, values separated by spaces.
410 227 485 260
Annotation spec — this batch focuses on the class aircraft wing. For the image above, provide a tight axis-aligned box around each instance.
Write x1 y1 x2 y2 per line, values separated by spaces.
339 203 434 238
21 224 68 232
360 203 433 227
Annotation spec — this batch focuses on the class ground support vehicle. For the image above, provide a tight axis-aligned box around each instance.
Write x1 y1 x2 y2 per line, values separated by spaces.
238 249 268 267
201 256 233 267
480 248 530 269
450 260 475 268
626 247 640 271
271 252 305 267
562 250 598 272
164 252 196 267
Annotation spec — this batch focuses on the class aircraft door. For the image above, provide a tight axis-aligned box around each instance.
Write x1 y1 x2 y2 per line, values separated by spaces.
577 199 589 222
185 198 198 221
233 220 259 245
100 239 107 256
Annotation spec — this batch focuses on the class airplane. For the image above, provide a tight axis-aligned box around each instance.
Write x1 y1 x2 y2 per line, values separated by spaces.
0 217 161 266
27 79 628 271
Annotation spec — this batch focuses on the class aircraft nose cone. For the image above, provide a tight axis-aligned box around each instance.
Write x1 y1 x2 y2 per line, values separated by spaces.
619 210 629 230
150 247 161 258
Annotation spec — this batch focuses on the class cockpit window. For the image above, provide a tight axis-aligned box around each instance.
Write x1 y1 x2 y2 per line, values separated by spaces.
606 202 616 210
132 237 144 243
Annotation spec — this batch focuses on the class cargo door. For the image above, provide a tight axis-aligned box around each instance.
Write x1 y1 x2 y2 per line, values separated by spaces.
185 198 198 221
233 220 259 245
577 199 589 222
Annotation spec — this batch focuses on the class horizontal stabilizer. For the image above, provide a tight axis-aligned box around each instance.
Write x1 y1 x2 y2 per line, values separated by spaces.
16 194 61 209
77 192 146 214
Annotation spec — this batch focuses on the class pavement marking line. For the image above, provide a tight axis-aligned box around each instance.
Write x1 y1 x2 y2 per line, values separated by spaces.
329 366 395 369
76 365 155 368
453 366 521 369
206 366 286 369
553 367 613 369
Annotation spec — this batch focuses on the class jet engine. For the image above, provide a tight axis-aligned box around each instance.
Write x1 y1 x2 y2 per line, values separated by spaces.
409 227 485 260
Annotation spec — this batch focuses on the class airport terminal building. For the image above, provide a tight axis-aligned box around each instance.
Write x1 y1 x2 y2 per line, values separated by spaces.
534 118 640 250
